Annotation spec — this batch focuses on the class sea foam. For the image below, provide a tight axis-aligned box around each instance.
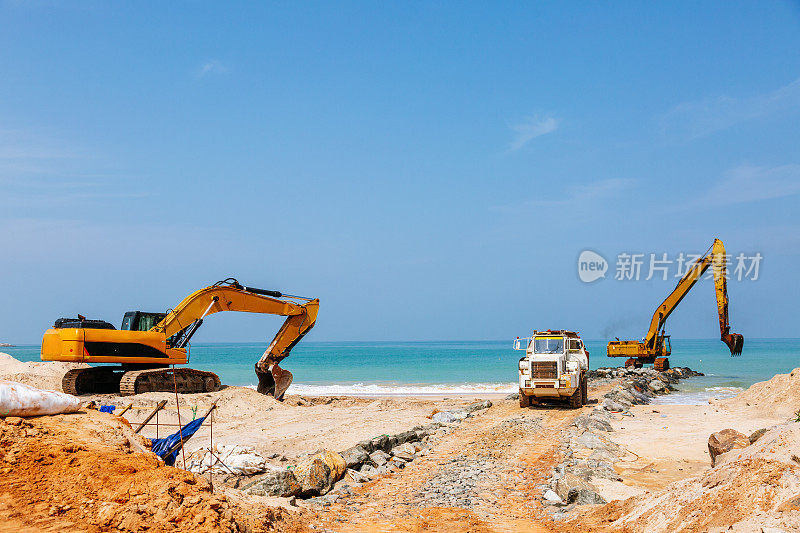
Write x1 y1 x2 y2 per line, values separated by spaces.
650 386 743 405
245 382 517 396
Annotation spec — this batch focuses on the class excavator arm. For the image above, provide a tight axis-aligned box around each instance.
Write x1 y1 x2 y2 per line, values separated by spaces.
644 239 743 355
153 278 319 398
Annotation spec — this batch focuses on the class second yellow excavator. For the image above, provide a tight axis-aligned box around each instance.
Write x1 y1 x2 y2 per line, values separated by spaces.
41 278 319 399
607 239 744 370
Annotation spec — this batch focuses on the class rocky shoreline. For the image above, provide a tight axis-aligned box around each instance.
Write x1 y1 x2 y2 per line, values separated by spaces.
541 366 703 516
220 400 495 507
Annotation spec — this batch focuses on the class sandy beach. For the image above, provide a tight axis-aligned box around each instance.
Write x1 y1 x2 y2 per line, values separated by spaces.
3 353 800 532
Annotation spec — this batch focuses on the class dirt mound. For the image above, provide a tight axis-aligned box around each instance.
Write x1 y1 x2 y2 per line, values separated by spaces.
0 352 85 392
716 367 800 418
566 423 800 532
0 409 291 532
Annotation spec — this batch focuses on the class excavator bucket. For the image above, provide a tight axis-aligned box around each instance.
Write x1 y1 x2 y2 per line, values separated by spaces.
722 333 744 356
255 363 293 400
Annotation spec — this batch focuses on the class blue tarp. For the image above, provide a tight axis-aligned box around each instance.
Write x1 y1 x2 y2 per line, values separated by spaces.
99 405 116 413
150 416 206 466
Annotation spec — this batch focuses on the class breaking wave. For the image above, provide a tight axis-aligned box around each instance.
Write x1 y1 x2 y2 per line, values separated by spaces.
245 382 518 396
650 386 743 405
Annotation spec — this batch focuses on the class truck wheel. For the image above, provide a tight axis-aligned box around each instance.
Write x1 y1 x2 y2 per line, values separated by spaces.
581 375 588 406
569 387 582 409
519 391 531 408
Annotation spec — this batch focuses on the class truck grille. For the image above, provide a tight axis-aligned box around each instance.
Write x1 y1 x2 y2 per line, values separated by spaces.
531 361 557 379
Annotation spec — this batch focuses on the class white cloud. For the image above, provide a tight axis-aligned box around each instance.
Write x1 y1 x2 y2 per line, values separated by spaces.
491 177 633 214
661 78 800 138
508 115 559 152
697 164 800 207
198 60 227 78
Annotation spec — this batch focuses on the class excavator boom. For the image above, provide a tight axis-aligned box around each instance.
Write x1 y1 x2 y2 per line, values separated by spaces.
607 238 743 367
154 278 319 398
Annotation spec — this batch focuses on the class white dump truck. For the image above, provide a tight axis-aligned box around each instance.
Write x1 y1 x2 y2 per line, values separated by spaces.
514 329 589 408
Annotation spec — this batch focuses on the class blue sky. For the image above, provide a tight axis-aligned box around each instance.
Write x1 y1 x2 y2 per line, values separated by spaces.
1 1 799 344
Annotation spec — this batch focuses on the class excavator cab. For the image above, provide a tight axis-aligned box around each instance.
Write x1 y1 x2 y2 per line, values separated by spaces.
121 311 167 332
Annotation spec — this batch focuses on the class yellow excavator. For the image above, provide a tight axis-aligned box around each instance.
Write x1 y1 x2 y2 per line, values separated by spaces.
607 239 744 370
41 278 319 399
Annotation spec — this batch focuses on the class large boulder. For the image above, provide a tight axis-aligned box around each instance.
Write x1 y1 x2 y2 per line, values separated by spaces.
573 414 613 433
369 449 392 467
554 472 591 501
708 429 750 466
293 450 347 496
293 456 330 496
575 431 611 451
602 398 627 412
243 467 301 497
345 468 371 483
339 446 370 469
323 449 346 479
554 473 606 504
370 434 390 451
464 400 493 413
393 430 418 445
568 488 607 505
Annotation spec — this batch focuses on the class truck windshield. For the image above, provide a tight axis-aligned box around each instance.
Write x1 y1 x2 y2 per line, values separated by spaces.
534 338 564 354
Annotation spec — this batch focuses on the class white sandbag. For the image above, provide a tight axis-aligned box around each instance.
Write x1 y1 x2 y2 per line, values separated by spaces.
185 444 268 475
0 380 81 417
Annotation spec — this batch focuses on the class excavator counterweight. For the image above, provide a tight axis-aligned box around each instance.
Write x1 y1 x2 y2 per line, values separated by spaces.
607 239 743 368
41 278 319 399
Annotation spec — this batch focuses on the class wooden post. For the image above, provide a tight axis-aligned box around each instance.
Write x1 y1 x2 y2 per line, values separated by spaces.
134 400 167 434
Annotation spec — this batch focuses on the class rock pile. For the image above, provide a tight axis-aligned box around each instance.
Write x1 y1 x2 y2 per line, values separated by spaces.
590 366 702 413
707 427 764 467
542 366 702 514
416 454 498 508
544 409 619 512
242 400 494 505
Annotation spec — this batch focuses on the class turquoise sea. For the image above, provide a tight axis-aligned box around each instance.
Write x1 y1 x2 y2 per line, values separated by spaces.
3 339 798 403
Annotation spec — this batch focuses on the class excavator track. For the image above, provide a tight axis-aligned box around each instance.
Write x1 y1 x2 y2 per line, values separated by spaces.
62 367 125 395
119 367 221 396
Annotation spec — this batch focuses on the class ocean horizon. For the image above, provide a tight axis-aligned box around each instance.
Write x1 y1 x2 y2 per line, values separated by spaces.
4 339 798 403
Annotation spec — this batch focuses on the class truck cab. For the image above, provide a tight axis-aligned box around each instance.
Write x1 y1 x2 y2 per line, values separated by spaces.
514 330 589 408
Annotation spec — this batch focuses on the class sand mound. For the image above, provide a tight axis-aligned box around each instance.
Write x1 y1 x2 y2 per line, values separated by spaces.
717 367 800 418
89 386 288 425
0 352 86 392
0 409 288 532
569 423 800 532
